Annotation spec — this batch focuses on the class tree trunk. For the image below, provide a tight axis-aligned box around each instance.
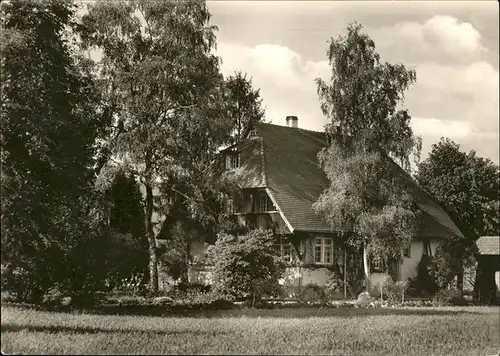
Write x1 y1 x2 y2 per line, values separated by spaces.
180 240 190 285
363 242 370 288
343 247 347 299
145 183 158 293
457 264 464 294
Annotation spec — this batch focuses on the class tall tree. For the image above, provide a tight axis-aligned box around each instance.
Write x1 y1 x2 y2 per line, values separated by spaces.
313 23 422 285
1 0 106 302
80 0 232 292
225 71 265 143
415 138 500 291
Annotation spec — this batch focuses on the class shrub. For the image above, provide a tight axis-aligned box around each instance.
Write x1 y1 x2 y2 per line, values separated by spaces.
407 255 438 297
206 229 286 307
299 284 327 303
429 238 478 291
104 231 148 291
373 276 408 304
324 271 346 300
433 289 466 306
176 282 211 294
114 273 147 296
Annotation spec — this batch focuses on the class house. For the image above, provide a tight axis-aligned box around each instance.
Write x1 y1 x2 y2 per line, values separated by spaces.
205 116 465 289
475 236 500 303
158 116 464 292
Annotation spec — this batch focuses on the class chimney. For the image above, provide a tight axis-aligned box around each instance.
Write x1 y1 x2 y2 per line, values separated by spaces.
286 115 298 128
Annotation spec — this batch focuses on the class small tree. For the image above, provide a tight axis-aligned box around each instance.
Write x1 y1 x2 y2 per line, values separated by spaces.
206 229 286 306
429 238 478 291
407 255 439 297
225 71 265 143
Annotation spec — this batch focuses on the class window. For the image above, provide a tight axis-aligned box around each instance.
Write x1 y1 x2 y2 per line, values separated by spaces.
275 243 293 263
226 199 236 215
259 193 268 212
256 193 275 212
403 245 411 258
225 152 240 169
314 237 333 264
372 259 385 272
248 128 258 138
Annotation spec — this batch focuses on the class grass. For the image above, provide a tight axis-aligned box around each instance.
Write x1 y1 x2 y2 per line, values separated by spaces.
1 305 499 355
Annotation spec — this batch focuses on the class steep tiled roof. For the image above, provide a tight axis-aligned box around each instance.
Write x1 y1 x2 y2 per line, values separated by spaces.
476 236 500 255
247 122 464 238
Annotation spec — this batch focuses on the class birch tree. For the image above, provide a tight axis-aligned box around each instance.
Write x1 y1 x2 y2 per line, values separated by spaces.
81 0 232 292
313 23 422 285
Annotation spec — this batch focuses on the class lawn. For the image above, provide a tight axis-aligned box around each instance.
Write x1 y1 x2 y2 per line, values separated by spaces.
1 305 499 355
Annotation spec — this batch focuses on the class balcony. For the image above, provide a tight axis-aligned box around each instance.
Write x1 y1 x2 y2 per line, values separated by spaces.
232 211 287 234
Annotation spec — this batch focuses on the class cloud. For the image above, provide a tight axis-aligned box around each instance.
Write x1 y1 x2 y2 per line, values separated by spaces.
411 117 472 139
423 16 483 54
216 37 499 163
405 61 499 135
371 15 487 65
218 42 329 90
217 41 329 129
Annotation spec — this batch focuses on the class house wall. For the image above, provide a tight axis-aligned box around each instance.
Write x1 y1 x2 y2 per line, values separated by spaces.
190 239 206 264
302 268 331 285
184 236 444 291
399 239 440 281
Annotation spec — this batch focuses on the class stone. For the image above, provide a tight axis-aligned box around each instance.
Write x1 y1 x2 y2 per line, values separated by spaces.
153 296 174 305
356 291 372 306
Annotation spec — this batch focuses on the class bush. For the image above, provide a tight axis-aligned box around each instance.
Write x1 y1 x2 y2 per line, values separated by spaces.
299 284 327 303
206 229 286 306
372 276 408 304
114 273 147 296
407 255 438 297
324 271 346 300
176 282 211 294
104 231 148 291
429 238 478 290
433 289 466 306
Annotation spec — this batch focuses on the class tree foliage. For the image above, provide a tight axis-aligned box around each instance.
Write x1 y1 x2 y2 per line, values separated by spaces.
225 71 265 143
313 23 422 280
416 138 499 240
1 0 107 304
316 22 421 171
100 169 149 289
80 0 233 292
206 229 286 305
415 138 500 290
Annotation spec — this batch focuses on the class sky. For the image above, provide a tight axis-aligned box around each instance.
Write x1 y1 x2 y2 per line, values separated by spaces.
208 0 499 164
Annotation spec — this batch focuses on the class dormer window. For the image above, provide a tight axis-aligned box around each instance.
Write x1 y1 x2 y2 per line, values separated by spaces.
253 192 276 212
225 152 240 170
248 128 258 138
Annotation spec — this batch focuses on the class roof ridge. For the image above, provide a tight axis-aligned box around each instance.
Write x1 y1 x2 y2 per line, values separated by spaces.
254 121 327 135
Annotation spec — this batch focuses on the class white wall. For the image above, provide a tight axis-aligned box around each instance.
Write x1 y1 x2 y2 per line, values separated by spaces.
400 239 440 281
370 272 388 286
496 272 500 298
190 239 206 264
302 267 331 286
279 267 331 287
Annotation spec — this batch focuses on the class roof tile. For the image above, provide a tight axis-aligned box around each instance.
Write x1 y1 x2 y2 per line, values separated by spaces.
238 122 464 238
